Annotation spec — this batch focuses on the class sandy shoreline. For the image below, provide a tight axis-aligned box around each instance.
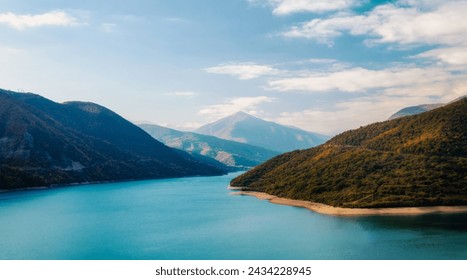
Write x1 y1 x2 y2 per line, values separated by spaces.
231 190 467 216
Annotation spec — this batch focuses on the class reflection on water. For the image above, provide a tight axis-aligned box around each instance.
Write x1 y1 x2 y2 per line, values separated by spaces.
351 213 467 232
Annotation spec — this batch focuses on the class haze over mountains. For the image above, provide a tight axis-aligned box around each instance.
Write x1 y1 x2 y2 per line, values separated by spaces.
139 124 279 170
388 104 444 120
3 85 465 206
231 98 467 208
388 96 467 120
196 111 329 152
0 89 226 190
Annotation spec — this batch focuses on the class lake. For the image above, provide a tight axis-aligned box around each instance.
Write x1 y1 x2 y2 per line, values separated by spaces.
0 172 466 260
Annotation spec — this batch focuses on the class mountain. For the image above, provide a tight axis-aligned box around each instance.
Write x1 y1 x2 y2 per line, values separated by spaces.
388 103 444 120
0 89 226 190
388 96 467 120
139 124 279 170
196 111 328 152
231 98 467 208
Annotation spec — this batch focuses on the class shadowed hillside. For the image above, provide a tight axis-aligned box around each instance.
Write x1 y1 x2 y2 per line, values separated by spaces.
0 89 226 189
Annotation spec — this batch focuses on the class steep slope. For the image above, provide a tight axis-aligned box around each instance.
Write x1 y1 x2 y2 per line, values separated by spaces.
196 111 328 152
139 124 279 169
231 98 467 208
0 89 226 189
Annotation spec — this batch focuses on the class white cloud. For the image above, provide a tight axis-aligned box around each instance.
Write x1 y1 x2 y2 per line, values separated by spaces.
275 94 458 135
199 96 275 119
304 58 339 64
250 0 361 15
416 47 467 66
272 64 467 135
268 66 452 93
164 91 198 97
276 98 409 135
282 1 467 47
205 62 280 80
0 11 79 30
282 13 367 45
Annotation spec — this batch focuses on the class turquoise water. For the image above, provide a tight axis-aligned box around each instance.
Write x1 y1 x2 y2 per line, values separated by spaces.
0 172 466 260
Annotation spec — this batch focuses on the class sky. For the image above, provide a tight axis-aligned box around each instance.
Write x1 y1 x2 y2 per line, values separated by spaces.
1 0 466 135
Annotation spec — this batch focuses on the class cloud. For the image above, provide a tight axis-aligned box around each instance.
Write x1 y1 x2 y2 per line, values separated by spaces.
275 97 418 135
268 66 453 93
99 23 117 33
416 47 467 66
163 122 203 131
205 62 280 80
282 1 467 47
238 0 467 135
0 11 79 30
303 58 339 64
199 96 275 118
275 91 466 135
163 17 191 24
250 0 361 15
0 46 22 54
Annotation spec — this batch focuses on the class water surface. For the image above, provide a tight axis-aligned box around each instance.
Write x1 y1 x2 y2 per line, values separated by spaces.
1 172 466 259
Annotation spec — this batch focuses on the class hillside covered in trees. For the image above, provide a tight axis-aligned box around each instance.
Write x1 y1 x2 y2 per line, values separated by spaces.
231 98 467 208
0 89 226 190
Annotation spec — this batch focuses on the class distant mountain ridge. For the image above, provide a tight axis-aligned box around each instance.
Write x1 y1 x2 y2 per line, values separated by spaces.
231 98 467 208
388 96 467 120
139 124 279 169
0 89 226 190
196 112 328 152
388 103 444 120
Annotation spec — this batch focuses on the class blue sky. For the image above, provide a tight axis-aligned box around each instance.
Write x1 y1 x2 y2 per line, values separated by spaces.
1 0 466 135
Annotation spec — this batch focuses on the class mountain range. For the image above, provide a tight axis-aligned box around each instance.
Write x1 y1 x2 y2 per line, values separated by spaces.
139 124 279 170
0 89 226 190
196 111 328 152
231 97 467 208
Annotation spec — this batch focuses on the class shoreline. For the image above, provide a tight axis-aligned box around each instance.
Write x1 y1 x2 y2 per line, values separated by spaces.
0 180 131 194
0 171 240 194
231 190 467 216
